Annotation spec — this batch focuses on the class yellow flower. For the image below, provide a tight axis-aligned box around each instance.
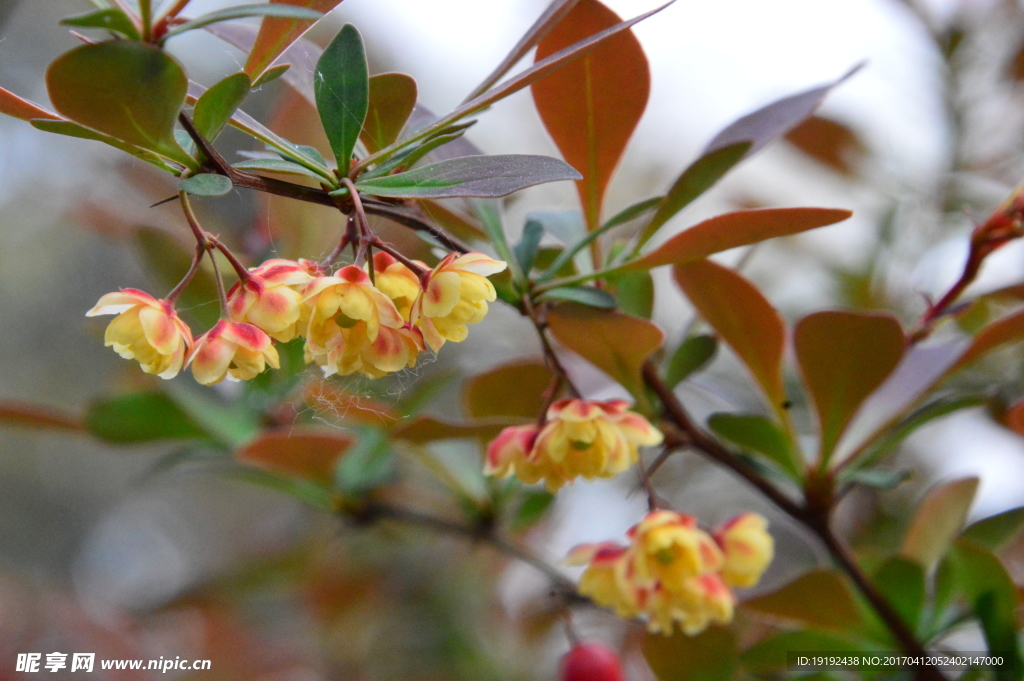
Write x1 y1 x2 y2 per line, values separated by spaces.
86 289 192 379
714 513 774 588
227 259 317 342
567 542 641 619
188 320 280 385
368 252 423 321
628 510 723 592
303 265 420 378
532 399 663 489
411 252 506 351
643 574 735 635
484 424 571 493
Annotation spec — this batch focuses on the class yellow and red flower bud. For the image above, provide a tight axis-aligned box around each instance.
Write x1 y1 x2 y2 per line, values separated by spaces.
188 320 280 385
368 252 423 321
303 265 420 378
86 289 192 379
227 259 316 342
411 252 506 351
627 510 723 592
533 399 663 487
714 512 774 588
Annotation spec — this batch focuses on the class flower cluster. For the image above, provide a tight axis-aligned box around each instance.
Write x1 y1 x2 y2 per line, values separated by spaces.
88 252 506 384
566 510 773 635
485 399 663 491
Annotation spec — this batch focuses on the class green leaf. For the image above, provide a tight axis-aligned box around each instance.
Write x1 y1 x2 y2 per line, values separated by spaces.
642 627 737 681
473 199 516 278
546 305 664 403
901 476 979 569
87 392 209 444
59 8 140 39
538 286 617 309
963 507 1024 551
742 569 866 632
232 467 332 509
639 142 751 246
708 413 802 480
361 72 417 154
794 310 905 460
162 4 323 41
46 41 192 167
335 427 394 495
179 173 233 197
233 157 329 182
315 23 369 172
610 270 653 318
510 490 555 531
843 467 910 490
674 259 787 419
948 539 1022 679
360 128 471 180
665 334 717 388
30 119 182 174
251 63 291 88
353 155 582 199
630 207 852 271
514 218 545 278
873 557 925 633
603 196 662 230
742 631 869 674
164 382 261 448
193 72 251 141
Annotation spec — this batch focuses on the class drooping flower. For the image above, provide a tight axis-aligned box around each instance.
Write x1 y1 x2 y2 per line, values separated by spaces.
411 252 506 351
532 399 663 489
627 510 723 591
568 509 768 636
368 252 423 321
188 319 279 385
566 542 640 620
484 424 572 492
86 289 192 379
302 265 419 378
227 259 317 342
714 512 774 588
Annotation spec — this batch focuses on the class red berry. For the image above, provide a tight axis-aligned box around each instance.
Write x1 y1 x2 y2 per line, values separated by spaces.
560 642 625 681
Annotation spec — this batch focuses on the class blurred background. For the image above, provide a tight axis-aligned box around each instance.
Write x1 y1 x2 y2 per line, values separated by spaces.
2 0 1024 678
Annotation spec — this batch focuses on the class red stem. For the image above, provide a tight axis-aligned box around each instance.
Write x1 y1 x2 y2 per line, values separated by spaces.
165 242 206 304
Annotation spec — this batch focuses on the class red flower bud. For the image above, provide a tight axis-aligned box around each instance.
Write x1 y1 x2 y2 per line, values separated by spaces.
561 642 625 681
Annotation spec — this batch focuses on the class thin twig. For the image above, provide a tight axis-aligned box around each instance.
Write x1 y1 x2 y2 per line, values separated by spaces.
522 296 580 398
165 242 206 304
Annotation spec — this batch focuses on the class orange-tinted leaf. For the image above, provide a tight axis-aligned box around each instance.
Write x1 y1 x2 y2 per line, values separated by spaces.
360 73 417 154
674 260 787 417
629 207 852 270
417 199 487 241
237 427 352 485
0 86 60 122
531 0 649 230
952 307 1024 372
463 359 553 420
304 380 398 427
0 401 85 432
244 0 344 80
742 570 864 632
390 416 511 444
546 304 663 400
794 311 904 460
902 477 979 569
1000 400 1024 437
785 116 865 175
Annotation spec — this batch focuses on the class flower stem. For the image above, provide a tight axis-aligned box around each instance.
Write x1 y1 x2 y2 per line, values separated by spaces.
165 242 206 304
